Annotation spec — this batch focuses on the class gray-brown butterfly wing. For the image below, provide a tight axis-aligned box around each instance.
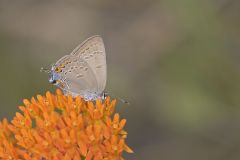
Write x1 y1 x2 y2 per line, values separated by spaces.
54 55 98 96
70 35 107 94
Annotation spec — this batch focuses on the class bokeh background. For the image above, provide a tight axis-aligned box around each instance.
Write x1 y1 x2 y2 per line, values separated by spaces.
1 0 240 159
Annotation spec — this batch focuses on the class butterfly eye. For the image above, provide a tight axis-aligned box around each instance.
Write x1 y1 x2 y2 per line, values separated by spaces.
49 78 57 84
51 80 57 84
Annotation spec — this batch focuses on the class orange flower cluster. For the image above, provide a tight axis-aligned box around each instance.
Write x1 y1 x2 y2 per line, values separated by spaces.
0 89 133 160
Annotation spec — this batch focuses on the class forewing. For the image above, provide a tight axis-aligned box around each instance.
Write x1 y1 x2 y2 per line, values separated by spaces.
70 35 107 93
54 55 69 68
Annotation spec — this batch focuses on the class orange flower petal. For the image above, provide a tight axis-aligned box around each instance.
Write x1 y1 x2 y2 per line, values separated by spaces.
0 90 133 159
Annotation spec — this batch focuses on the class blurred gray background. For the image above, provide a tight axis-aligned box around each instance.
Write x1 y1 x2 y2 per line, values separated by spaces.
1 0 240 159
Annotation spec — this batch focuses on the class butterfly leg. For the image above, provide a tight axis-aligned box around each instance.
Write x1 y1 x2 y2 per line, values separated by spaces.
56 80 69 92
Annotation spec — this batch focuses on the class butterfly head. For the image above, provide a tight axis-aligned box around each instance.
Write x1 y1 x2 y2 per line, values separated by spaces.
49 66 62 85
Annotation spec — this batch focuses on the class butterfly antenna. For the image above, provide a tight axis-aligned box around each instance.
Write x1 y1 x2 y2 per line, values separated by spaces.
104 92 130 105
40 67 50 73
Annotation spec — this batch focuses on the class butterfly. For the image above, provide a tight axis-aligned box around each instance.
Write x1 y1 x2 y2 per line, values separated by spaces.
41 35 107 101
